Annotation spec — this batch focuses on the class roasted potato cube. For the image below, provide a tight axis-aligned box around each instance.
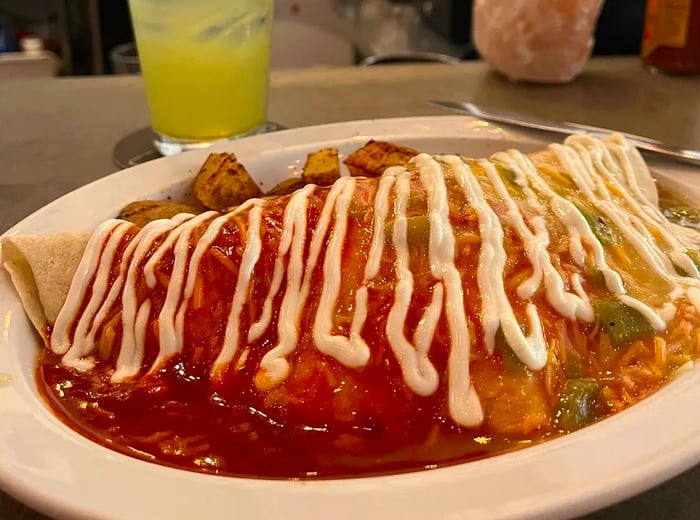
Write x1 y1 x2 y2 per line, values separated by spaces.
302 148 341 186
343 140 419 177
194 153 263 211
264 177 308 198
118 200 198 228
344 164 369 177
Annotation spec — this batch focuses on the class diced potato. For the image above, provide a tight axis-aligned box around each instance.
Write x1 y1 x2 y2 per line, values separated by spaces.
302 148 341 186
343 140 419 177
118 200 198 228
264 177 308 198
194 153 263 211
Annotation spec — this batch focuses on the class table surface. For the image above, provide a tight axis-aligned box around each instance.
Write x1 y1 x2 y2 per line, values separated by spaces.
1 56 700 519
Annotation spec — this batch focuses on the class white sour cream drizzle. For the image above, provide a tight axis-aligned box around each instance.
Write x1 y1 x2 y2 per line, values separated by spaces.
52 219 134 356
52 136 700 427
213 202 266 377
444 156 548 371
58 220 134 369
349 172 397 355
247 185 316 344
480 159 594 322
114 213 195 380
312 178 372 369
385 170 441 396
415 155 482 426
150 211 219 372
493 149 627 296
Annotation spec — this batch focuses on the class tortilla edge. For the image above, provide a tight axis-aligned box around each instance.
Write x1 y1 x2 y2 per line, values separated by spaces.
2 237 50 345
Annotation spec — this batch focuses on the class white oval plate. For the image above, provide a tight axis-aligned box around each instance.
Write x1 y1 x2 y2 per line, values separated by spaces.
1 116 700 520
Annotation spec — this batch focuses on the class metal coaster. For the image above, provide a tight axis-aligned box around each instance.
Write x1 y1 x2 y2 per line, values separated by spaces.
112 122 287 169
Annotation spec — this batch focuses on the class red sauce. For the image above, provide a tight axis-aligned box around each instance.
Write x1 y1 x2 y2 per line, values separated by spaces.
37 350 546 479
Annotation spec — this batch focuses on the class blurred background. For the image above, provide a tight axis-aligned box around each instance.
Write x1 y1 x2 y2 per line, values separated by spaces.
0 0 646 78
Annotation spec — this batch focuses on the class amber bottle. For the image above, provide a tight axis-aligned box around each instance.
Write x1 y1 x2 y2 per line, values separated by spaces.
642 0 700 74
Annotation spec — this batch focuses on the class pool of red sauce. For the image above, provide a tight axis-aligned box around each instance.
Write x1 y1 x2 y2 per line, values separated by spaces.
36 347 550 479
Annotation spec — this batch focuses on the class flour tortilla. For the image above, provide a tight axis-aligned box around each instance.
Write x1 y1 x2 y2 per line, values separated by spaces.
2 234 89 344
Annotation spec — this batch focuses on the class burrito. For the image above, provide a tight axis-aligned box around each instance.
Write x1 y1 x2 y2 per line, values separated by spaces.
5 134 700 478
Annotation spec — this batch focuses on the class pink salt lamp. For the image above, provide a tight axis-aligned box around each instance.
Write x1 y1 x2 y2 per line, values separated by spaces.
473 0 605 83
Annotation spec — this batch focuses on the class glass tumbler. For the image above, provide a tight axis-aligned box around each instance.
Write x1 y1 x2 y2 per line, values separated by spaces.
128 0 273 155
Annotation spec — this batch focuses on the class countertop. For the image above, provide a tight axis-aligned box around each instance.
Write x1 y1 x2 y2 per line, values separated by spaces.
1 56 700 519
